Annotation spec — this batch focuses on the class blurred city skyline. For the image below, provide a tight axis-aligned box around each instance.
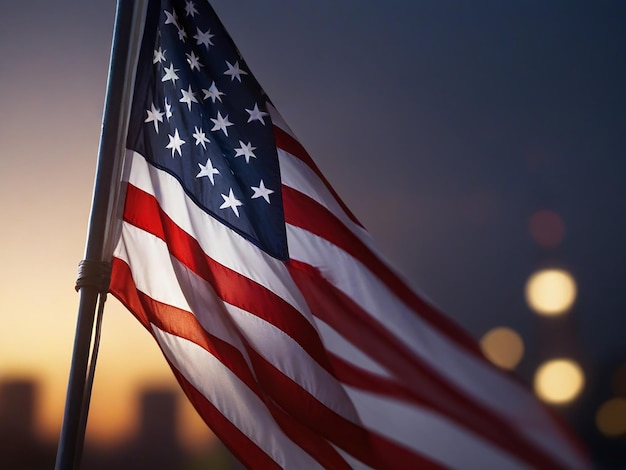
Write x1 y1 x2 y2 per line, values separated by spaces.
0 376 239 469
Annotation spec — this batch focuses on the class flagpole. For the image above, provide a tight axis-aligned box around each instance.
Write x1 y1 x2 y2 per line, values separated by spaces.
54 1 147 468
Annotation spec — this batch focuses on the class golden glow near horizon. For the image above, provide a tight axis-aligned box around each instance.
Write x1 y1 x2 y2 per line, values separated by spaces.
595 398 626 437
525 268 577 316
1 295 214 451
480 327 524 370
533 358 585 405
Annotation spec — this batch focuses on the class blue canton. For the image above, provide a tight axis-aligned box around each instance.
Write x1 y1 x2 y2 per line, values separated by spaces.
127 0 288 261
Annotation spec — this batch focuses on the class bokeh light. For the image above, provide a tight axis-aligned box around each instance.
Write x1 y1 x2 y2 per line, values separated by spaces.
534 358 585 405
529 209 565 247
596 398 626 437
480 327 524 370
525 268 577 316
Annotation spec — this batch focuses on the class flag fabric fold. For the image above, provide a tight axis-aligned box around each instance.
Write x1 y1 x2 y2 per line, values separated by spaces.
108 1 589 468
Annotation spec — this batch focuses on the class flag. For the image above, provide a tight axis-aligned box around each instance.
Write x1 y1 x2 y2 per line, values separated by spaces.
109 1 589 468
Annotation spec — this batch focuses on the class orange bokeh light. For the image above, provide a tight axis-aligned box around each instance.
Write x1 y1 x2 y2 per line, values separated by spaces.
596 398 626 437
480 327 524 370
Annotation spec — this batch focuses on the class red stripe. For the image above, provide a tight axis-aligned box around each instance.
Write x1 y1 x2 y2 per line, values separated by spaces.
262 402 353 470
288 260 574 470
274 126 363 228
171 368 282 470
110 257 352 470
122 184 333 372
282 185 482 356
179 376 354 470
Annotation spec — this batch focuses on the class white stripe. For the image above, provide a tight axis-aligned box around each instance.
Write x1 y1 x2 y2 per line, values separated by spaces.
267 102 296 138
278 147 371 244
113 224 190 312
330 445 375 470
153 326 323 469
287 224 584 469
287 223 424 354
221 301 361 424
344 386 530 470
274 124 410 290
314 319 391 379
123 149 313 319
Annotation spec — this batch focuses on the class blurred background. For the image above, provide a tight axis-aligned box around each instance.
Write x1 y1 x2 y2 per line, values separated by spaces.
0 1 624 468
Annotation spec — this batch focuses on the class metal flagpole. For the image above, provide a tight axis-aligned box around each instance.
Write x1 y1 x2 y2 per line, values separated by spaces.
54 0 148 468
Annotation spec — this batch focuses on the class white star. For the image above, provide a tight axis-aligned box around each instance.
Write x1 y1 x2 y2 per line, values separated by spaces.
202 81 224 103
144 103 164 133
164 97 173 121
186 50 203 71
251 180 274 203
164 9 179 29
153 46 166 64
192 126 210 149
179 85 198 111
162 63 179 84
166 129 185 157
246 103 269 125
184 0 198 17
194 27 214 49
177 27 187 42
210 111 233 136
224 60 248 82
220 188 243 217
196 157 220 185
234 140 257 163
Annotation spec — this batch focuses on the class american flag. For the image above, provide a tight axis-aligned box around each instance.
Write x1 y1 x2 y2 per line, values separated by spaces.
109 0 589 468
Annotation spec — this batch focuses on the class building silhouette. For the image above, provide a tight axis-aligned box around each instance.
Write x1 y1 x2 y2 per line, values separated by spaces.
82 388 185 469
0 379 55 469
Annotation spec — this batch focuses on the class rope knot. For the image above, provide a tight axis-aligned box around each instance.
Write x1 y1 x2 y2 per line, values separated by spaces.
75 260 111 293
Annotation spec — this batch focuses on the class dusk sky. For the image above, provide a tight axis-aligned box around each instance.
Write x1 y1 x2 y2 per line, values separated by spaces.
0 0 625 459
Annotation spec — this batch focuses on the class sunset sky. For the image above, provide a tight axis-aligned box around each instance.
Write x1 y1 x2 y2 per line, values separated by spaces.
1 0 625 457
